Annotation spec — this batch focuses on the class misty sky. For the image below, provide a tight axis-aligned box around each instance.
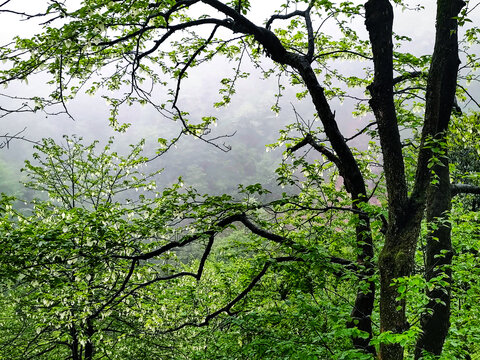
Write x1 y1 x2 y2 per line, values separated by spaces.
0 0 477 195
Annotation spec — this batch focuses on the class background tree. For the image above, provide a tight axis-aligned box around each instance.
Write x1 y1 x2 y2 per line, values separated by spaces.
0 136 182 359
0 135 376 360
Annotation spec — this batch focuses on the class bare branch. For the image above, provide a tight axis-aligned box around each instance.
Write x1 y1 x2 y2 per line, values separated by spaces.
451 183 480 196
457 83 480 109
0 128 41 149
314 49 373 61
99 18 228 50
171 24 220 109
392 71 424 86
265 10 305 29
289 133 341 167
163 256 301 333
344 121 377 142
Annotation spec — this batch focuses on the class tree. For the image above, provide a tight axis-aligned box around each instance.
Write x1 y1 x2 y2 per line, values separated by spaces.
1 1 480 359
0 136 181 359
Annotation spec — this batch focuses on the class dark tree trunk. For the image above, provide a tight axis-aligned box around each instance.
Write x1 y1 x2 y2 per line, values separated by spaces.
364 0 465 358
414 0 465 357
84 320 95 360
347 198 375 355
378 219 422 360
415 146 453 359
71 326 80 360
364 1 416 358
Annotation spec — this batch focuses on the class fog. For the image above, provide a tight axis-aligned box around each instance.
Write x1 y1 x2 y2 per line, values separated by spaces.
0 0 477 197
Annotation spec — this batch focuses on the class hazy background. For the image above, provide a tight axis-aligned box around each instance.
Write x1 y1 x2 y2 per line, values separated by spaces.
0 0 477 198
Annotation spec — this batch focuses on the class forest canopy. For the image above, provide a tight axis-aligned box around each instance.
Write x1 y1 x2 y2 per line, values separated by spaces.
1 1 480 359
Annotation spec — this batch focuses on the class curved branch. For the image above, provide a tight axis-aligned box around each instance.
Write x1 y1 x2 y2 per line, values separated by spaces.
289 133 341 167
265 10 305 29
122 211 354 271
201 0 289 62
162 256 301 333
314 49 373 61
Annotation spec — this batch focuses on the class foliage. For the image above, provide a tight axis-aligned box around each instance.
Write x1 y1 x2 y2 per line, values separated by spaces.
0 1 480 360
0 134 375 359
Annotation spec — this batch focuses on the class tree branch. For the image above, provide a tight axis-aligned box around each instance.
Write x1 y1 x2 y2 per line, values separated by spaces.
201 0 289 62
0 127 42 149
90 259 138 320
344 121 377 142
392 71 424 86
457 83 480 109
289 133 341 168
265 10 305 29
314 49 373 61
365 0 408 218
451 183 480 196
304 2 315 61
162 256 301 333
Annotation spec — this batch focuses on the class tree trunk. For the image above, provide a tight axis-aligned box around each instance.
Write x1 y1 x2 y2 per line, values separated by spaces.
364 0 465 357
200 2 467 357
415 145 452 359
347 201 376 355
378 214 423 360
71 326 80 360
414 0 465 355
364 1 416 357
85 319 95 360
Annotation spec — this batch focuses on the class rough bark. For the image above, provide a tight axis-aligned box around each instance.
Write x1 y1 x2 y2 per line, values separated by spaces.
414 0 465 357
364 0 465 358
377 218 423 360
415 148 452 359
364 1 418 359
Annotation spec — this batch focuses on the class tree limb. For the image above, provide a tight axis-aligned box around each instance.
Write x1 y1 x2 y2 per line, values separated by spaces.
162 256 302 333
266 10 305 29
392 71 424 86
451 183 480 196
457 83 480 109
289 133 341 168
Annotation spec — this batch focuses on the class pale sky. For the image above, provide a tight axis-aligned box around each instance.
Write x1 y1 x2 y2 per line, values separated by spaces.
0 0 475 182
